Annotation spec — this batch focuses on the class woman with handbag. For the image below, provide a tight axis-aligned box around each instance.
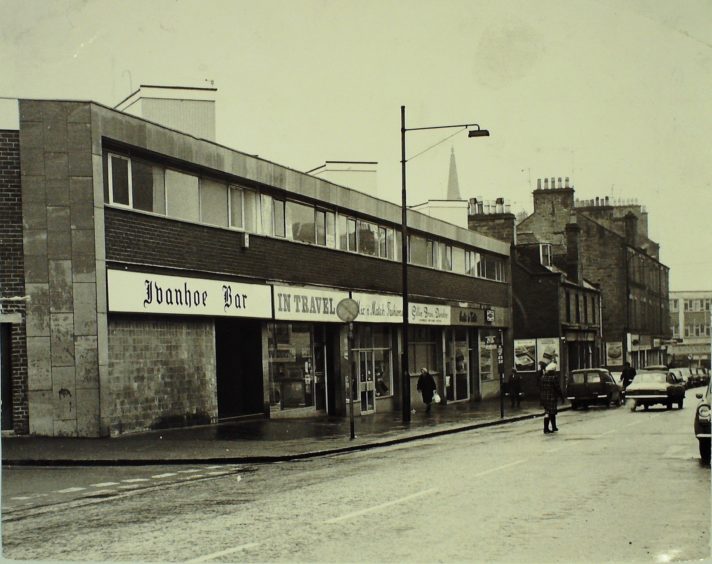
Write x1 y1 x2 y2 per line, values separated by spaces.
417 367 438 414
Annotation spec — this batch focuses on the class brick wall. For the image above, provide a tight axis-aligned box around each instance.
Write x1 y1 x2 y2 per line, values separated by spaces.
107 315 217 436
0 129 29 434
104 208 509 307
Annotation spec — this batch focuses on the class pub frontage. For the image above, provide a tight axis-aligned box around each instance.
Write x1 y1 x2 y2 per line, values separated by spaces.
2 98 512 437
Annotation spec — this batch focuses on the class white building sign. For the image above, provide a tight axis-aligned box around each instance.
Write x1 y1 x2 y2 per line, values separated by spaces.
273 285 349 322
351 292 403 323
410 303 451 325
107 270 272 318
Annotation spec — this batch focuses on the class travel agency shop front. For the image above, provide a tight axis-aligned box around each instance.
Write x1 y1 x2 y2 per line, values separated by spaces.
11 99 511 437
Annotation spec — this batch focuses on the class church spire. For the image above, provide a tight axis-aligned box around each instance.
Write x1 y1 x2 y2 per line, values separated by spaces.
446 147 461 200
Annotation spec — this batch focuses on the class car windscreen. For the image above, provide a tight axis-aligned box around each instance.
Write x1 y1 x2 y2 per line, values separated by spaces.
571 373 585 384
586 373 601 384
632 372 667 384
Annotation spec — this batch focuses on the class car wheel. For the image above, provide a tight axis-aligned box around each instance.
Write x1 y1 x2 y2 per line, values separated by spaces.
616 395 623 407
666 401 672 410
571 401 578 410
606 394 612 408
677 399 683 409
644 404 649 411
631 401 637 411
699 438 711 464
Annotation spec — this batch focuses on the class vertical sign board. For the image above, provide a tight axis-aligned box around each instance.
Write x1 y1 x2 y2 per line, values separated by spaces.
536 337 560 366
107 269 272 318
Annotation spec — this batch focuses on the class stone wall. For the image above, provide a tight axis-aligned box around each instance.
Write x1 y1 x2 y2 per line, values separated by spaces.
19 101 101 436
107 315 217 436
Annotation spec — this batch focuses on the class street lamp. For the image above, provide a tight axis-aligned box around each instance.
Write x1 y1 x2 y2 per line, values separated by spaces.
400 105 490 423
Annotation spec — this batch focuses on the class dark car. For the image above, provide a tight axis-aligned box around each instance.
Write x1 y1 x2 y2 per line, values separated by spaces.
626 370 685 410
694 382 711 464
567 368 623 409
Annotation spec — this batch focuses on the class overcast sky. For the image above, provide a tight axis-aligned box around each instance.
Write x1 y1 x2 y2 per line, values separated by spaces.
2 0 711 291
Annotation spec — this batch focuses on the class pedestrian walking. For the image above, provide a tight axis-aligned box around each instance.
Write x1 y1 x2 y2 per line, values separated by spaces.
508 368 522 408
540 356 564 433
620 362 636 389
416 367 437 414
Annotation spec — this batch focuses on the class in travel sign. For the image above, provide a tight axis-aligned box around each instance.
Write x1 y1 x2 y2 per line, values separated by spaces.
107 270 272 318
273 285 349 322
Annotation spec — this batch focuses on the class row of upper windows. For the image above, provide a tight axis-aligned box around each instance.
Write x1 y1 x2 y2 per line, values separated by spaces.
103 152 508 282
670 298 712 312
565 290 598 325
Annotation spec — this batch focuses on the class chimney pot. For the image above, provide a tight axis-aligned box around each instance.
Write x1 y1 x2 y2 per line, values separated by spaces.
558 177 563 188
537 178 542 190
565 176 570 188
544 178 549 190
551 177 556 189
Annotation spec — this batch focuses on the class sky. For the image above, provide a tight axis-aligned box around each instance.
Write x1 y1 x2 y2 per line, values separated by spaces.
2 0 711 291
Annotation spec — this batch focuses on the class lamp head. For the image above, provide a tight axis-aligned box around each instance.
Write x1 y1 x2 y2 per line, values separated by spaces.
468 128 490 138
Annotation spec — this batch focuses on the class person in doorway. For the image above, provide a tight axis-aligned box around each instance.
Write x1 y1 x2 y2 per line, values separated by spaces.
621 362 636 389
508 368 522 408
417 367 437 414
540 356 564 433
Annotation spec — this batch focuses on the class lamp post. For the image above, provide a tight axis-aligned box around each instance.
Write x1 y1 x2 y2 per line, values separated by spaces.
400 105 490 423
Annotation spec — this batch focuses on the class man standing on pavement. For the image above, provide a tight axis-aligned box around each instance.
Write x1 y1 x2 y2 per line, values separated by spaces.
540 355 564 434
508 368 522 408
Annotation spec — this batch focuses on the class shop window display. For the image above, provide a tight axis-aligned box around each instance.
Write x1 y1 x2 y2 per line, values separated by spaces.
268 323 315 409
479 330 498 381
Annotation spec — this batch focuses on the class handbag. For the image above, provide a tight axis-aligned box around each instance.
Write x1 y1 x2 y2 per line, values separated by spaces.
432 390 441 404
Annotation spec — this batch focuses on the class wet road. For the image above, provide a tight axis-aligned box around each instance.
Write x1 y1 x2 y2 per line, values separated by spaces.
2 391 710 563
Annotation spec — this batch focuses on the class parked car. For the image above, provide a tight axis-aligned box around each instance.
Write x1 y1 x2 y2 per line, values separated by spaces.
567 368 623 409
680 367 699 388
694 382 711 464
699 368 710 386
669 368 689 389
626 370 685 410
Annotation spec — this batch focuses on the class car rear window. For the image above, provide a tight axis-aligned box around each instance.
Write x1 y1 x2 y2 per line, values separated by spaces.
633 372 666 384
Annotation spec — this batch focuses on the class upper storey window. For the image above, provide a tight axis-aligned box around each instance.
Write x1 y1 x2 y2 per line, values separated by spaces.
106 153 166 213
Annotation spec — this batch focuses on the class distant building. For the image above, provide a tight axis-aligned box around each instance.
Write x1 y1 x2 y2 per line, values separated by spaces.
517 177 671 369
411 149 469 229
668 291 711 369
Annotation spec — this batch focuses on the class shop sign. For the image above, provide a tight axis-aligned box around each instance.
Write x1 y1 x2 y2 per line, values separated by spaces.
410 303 451 325
452 306 482 325
273 285 349 322
107 269 272 318
351 292 403 323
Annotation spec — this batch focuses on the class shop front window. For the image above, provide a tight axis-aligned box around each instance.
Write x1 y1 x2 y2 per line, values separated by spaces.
479 330 498 381
267 323 315 410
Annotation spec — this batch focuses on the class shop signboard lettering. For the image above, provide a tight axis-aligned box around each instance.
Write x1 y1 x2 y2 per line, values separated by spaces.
410 303 451 325
351 292 403 323
273 285 349 322
107 270 272 318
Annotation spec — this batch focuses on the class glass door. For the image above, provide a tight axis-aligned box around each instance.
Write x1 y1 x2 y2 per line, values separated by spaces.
445 328 470 402
358 350 376 414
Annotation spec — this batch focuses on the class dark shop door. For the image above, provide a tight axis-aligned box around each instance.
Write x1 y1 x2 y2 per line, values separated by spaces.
215 319 264 419
1 324 12 430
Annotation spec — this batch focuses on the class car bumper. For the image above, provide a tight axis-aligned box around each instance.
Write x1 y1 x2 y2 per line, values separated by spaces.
627 394 668 399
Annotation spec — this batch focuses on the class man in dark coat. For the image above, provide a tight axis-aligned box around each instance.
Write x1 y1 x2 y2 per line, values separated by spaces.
417 367 437 413
508 368 522 408
540 358 565 433
621 362 636 389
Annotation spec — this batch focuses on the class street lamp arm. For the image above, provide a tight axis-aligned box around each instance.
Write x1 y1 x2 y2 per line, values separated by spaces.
405 123 485 132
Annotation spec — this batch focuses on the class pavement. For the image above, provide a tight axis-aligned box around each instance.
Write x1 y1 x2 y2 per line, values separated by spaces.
0 398 566 466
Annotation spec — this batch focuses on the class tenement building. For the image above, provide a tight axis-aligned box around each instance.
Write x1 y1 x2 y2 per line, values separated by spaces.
517 178 670 370
468 198 602 395
0 97 511 437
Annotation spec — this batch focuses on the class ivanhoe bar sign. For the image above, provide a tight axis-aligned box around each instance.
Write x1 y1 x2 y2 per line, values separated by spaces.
107 270 272 318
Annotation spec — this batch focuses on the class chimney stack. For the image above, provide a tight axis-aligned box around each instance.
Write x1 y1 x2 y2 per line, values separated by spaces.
624 211 638 248
565 223 583 284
